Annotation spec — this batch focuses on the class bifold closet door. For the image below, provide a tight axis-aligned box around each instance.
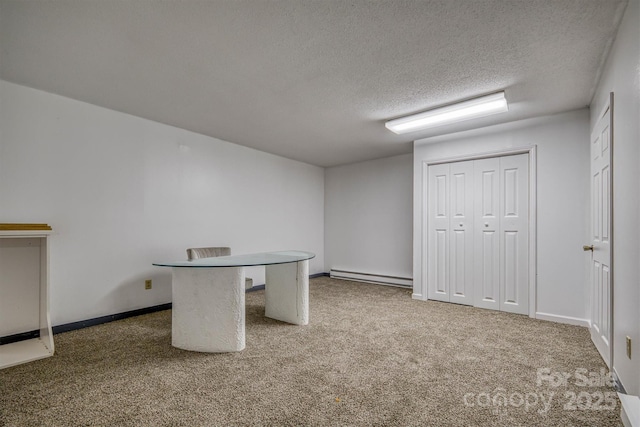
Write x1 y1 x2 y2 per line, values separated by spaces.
427 161 474 305
428 153 529 314
472 154 529 314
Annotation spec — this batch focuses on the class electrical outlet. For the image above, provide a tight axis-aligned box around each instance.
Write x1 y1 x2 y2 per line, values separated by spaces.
145 279 152 290
626 336 632 359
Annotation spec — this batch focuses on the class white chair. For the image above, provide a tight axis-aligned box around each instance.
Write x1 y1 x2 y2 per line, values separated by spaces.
186 246 253 289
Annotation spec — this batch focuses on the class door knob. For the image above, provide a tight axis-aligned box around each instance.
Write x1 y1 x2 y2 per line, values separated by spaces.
583 245 594 251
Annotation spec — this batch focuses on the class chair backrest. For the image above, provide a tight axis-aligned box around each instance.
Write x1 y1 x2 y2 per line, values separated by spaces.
186 246 231 260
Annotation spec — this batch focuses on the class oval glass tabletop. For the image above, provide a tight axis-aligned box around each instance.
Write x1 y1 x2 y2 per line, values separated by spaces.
153 250 315 268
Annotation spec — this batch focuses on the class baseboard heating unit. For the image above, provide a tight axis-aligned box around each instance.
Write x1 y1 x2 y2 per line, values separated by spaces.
329 269 412 288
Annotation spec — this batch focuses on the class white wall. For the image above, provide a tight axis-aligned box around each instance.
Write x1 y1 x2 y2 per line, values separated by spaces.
0 80 324 327
324 154 413 279
413 109 590 324
590 0 640 396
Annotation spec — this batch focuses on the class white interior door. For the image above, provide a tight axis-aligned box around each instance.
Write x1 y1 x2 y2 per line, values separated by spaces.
449 160 474 306
428 154 530 312
473 158 500 310
499 154 529 315
427 163 450 302
589 98 612 367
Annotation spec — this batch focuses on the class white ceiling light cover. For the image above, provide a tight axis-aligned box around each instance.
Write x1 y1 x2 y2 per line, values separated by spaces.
385 92 509 134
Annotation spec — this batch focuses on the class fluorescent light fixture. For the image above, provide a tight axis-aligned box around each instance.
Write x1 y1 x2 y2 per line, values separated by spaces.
385 92 508 134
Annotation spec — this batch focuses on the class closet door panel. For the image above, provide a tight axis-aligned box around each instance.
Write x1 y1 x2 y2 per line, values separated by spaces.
449 160 474 306
499 154 529 314
473 158 500 310
427 163 450 302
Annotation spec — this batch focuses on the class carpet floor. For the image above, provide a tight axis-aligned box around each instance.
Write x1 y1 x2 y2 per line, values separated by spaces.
0 277 622 426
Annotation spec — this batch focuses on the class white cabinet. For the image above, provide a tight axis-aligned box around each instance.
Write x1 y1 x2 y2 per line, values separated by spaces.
0 225 54 369
427 154 530 314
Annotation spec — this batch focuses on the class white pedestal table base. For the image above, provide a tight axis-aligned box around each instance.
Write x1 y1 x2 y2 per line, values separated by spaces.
171 260 310 352
265 260 309 325
172 267 245 352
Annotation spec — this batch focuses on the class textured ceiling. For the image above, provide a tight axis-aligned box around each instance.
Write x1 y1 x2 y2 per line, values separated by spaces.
0 0 627 167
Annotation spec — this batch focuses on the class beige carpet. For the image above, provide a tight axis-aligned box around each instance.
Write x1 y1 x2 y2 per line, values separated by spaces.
0 277 622 426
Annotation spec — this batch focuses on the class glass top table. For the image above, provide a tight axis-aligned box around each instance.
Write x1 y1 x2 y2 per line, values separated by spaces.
153 250 315 268
153 250 314 353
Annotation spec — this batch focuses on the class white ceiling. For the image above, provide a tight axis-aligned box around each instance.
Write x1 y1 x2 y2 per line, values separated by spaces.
0 0 627 167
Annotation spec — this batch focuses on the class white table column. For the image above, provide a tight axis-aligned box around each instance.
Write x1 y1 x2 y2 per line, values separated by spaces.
265 260 309 325
171 266 245 352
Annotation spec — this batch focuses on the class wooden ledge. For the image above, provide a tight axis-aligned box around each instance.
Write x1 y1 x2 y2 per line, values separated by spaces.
0 223 52 231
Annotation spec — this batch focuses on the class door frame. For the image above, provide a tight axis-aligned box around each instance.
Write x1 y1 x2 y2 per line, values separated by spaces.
419 145 538 318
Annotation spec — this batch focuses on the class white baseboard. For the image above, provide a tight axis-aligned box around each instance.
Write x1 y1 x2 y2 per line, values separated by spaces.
619 392 640 427
330 269 412 288
411 293 424 300
535 312 590 327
